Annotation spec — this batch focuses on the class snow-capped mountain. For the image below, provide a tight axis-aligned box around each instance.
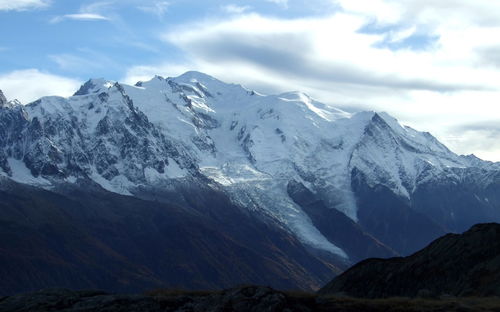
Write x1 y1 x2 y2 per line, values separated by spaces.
1 71 500 292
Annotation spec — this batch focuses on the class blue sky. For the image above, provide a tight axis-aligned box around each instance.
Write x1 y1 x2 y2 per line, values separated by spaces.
1 0 500 161
0 0 340 80
0 0 333 81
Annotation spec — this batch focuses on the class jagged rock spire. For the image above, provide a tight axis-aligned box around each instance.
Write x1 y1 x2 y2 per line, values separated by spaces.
0 89 6 107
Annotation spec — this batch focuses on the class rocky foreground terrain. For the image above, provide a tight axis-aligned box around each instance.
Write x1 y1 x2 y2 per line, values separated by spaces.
2 286 500 312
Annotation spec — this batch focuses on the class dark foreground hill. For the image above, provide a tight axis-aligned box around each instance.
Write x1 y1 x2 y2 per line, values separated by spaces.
320 223 500 298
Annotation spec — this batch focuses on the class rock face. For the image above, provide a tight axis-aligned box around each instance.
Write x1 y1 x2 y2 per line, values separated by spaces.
319 223 500 298
0 90 6 107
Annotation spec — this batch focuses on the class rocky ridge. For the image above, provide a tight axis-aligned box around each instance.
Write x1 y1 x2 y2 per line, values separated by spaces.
320 223 500 298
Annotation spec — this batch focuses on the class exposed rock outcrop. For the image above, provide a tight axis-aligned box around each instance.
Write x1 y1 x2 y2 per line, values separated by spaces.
0 90 6 107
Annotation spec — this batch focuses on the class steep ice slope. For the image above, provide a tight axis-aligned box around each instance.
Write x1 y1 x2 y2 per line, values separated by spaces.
0 72 497 259
349 112 467 198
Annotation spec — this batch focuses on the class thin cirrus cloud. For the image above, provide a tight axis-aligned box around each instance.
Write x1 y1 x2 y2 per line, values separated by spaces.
50 13 109 23
0 0 50 11
138 1 170 18
265 0 288 8
50 1 113 23
50 52 111 72
221 4 251 14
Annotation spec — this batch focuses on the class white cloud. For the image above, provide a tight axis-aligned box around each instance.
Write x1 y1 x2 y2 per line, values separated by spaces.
141 2 500 161
163 13 500 91
0 69 81 104
221 4 251 14
0 0 50 11
80 1 113 13
334 0 500 27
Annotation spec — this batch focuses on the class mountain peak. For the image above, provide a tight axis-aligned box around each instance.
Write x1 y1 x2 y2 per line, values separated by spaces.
371 112 402 129
174 70 219 83
172 71 250 92
0 89 19 108
74 78 114 96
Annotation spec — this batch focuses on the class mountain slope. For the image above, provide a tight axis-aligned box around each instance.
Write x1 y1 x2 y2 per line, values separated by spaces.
0 179 340 295
319 223 500 298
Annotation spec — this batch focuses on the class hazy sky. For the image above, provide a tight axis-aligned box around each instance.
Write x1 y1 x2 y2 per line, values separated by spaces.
1 0 500 161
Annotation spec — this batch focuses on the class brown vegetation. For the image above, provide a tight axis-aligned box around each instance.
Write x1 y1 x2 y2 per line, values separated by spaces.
145 287 500 312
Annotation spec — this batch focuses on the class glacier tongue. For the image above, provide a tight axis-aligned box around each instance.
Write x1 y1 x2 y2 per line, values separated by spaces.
0 71 488 258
